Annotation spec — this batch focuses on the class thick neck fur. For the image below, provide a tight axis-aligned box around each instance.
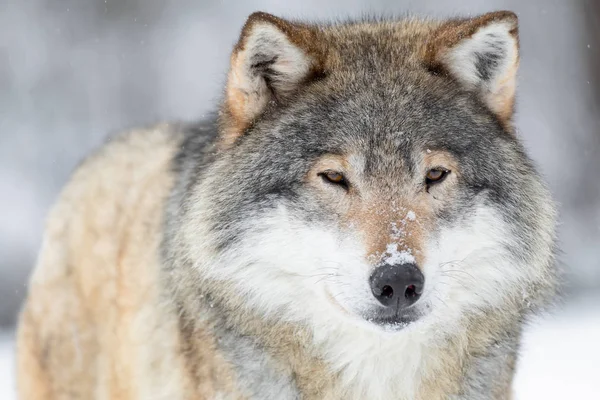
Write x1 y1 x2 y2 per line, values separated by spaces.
166 264 520 400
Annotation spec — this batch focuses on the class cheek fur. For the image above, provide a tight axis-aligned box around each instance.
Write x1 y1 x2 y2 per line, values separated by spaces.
421 205 528 320
203 205 374 321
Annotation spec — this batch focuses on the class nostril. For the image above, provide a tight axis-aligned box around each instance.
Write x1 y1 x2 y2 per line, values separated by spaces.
404 284 417 299
380 285 394 299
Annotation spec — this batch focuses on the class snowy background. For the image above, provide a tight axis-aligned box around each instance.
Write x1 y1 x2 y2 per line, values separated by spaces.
1 0 599 398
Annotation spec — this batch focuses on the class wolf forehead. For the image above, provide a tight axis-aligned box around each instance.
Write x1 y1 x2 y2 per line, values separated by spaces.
221 11 521 162
224 12 518 127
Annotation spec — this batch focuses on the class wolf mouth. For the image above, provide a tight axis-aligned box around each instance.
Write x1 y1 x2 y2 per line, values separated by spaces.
367 315 413 331
365 305 420 331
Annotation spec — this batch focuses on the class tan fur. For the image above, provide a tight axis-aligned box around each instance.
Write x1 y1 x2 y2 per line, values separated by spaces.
221 12 324 149
16 125 241 399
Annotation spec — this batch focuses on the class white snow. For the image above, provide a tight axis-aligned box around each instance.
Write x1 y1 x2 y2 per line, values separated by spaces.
0 331 15 399
0 294 599 399
513 293 600 399
383 244 415 265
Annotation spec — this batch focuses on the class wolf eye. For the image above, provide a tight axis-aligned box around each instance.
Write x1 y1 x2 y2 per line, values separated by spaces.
319 170 349 189
425 168 449 186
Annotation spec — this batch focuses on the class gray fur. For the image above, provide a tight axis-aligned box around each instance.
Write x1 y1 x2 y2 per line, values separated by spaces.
216 326 300 400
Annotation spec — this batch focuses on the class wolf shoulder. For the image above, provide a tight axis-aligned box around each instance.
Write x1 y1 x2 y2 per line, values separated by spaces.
16 122 197 399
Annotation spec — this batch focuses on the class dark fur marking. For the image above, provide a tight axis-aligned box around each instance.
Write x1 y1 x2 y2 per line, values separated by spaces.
474 40 506 81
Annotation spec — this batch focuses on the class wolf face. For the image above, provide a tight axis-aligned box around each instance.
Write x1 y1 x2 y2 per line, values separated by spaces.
170 12 556 339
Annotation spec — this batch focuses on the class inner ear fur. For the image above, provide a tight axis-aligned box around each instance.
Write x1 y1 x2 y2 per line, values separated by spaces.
425 11 520 128
219 12 323 149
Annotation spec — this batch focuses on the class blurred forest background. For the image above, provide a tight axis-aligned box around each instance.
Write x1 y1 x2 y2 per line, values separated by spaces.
1 0 599 397
1 0 599 364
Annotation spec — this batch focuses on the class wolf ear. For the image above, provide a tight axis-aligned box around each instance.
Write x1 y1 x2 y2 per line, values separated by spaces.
220 12 320 148
427 11 520 126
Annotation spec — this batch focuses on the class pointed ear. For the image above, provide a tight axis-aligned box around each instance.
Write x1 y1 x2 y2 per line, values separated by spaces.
426 11 520 127
220 12 321 148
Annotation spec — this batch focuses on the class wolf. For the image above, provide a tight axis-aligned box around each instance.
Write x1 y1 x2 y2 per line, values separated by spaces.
17 10 557 400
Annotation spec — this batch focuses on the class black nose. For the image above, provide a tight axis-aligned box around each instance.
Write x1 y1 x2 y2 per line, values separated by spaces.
369 263 424 308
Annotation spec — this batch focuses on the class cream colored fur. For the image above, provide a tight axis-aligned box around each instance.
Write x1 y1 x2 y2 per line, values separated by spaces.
16 125 240 400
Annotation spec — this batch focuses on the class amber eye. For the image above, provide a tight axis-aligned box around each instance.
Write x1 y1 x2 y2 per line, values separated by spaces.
319 170 349 189
425 168 449 186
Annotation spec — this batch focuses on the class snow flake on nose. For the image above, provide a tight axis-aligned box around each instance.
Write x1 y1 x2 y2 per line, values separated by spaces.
391 222 403 239
383 210 418 264
383 243 415 265
390 211 417 238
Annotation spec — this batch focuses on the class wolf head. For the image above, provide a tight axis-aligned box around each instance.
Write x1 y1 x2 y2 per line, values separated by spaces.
170 12 556 337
